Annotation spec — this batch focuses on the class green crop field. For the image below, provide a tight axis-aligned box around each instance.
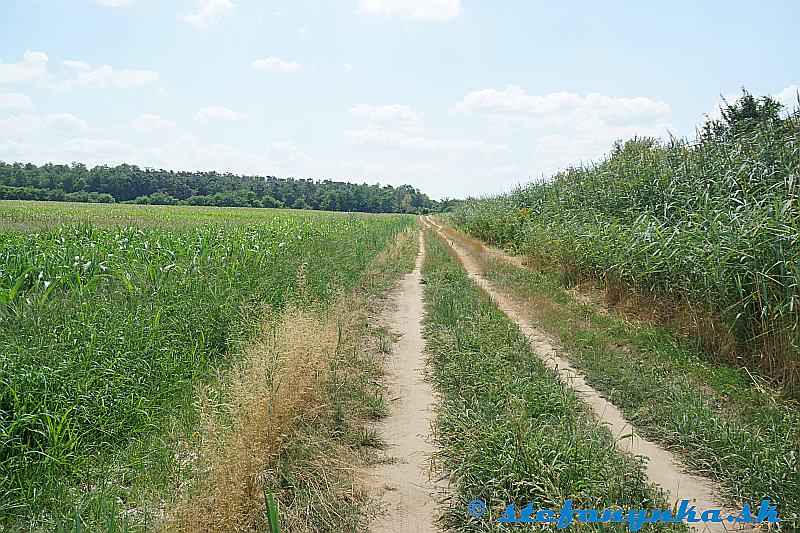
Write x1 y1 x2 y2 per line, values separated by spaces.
0 201 415 530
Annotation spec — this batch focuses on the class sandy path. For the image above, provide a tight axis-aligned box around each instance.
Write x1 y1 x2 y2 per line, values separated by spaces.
369 231 441 533
421 216 743 533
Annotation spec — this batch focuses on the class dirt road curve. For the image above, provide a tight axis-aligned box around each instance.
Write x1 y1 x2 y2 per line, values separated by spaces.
369 231 442 533
420 216 742 533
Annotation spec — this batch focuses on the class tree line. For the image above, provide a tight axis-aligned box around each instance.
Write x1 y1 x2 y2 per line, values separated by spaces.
0 162 458 213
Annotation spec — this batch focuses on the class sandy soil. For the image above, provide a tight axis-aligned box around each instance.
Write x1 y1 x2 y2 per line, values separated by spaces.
368 231 442 533
421 216 746 533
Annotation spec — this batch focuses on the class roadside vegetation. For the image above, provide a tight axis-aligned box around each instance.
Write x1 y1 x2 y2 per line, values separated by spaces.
0 202 416 530
173 224 419 532
451 91 800 390
421 231 684 532
481 254 800 528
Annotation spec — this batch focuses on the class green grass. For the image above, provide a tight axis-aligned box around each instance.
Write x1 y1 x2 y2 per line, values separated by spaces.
0 201 415 530
482 257 800 528
421 231 684 532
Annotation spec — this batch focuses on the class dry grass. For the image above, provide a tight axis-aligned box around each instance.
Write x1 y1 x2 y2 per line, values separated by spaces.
170 306 340 532
164 226 420 532
436 223 491 269
568 274 751 371
482 228 795 386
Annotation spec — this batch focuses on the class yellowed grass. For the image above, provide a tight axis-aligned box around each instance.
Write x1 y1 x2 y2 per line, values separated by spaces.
170 306 339 532
166 226 419 532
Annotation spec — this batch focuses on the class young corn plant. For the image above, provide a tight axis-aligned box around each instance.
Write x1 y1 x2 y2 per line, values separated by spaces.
0 206 416 529
263 483 280 533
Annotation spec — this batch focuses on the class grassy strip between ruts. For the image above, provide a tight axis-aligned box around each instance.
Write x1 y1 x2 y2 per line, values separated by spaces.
480 254 800 529
167 226 421 532
421 230 685 532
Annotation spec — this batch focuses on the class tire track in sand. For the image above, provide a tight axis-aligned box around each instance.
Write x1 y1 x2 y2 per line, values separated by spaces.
369 230 441 533
421 216 744 533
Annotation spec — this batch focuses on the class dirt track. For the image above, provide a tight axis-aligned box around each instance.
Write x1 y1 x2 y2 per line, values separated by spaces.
420 216 740 533
369 231 441 533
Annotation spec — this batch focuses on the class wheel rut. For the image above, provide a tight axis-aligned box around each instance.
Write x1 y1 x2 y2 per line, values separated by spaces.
421 216 742 533
368 230 441 533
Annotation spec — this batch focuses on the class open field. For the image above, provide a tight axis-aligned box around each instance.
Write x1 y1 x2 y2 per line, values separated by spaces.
2 2 798 531
0 200 416 530
2 198 797 532
3 130 799 532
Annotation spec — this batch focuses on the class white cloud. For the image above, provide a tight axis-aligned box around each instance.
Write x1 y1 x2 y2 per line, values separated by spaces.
257 10 283 19
774 85 799 112
251 57 301 73
0 92 34 110
0 50 49 84
343 62 354 72
0 113 88 138
454 85 671 130
350 103 423 131
0 140 37 155
194 106 245 122
344 129 509 156
63 137 134 155
62 60 91 71
181 0 236 29
357 0 461 21
0 114 45 137
534 134 613 169
297 27 308 37
46 113 89 131
57 60 159 89
92 0 133 6
450 85 675 179
123 114 177 131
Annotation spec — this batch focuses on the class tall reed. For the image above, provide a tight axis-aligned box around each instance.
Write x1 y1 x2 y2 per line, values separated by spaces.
452 108 800 388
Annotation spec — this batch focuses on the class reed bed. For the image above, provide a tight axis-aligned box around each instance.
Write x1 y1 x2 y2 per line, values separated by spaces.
451 106 800 388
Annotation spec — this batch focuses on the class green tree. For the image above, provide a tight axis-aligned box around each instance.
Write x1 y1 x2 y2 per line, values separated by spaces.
703 88 784 139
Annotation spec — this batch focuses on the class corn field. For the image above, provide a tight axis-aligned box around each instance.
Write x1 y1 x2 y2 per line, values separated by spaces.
0 202 414 527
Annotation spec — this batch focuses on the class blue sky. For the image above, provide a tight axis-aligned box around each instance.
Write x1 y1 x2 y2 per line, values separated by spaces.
1 0 798 199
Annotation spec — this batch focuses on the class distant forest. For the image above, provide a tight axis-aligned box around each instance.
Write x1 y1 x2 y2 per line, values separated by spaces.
0 162 457 213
